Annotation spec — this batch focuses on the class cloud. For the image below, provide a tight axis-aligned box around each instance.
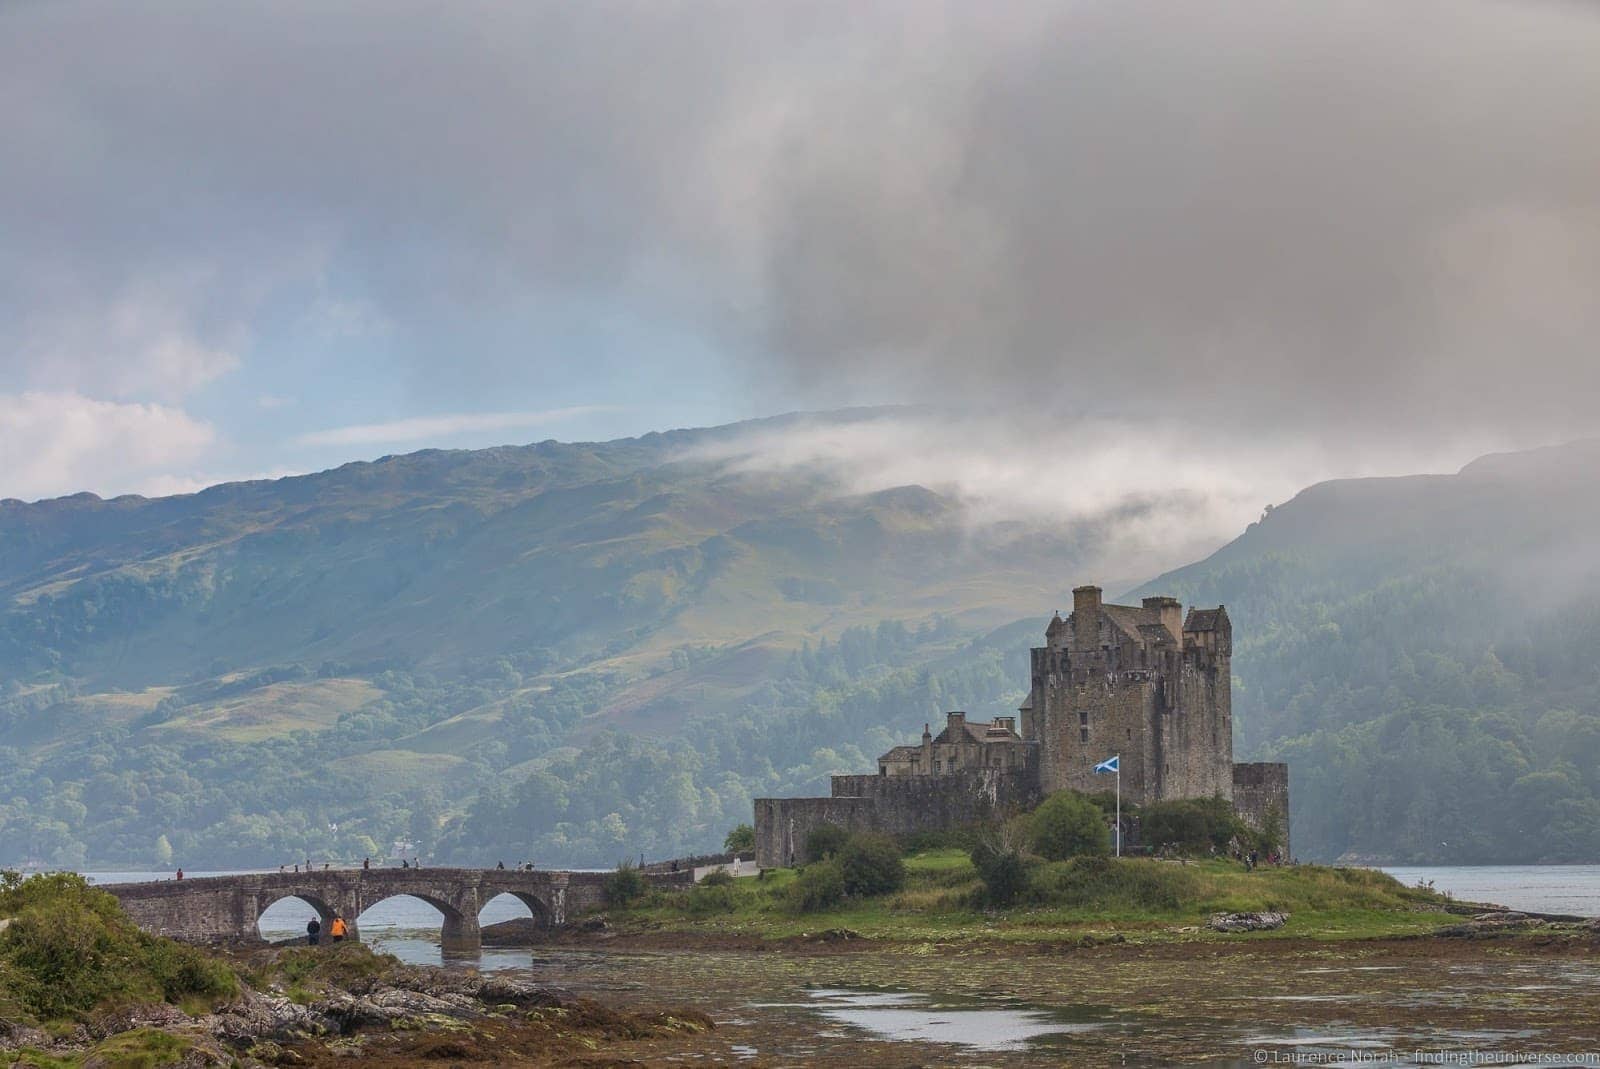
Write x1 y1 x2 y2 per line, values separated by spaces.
0 392 216 502
4 0 1599 518
131 468 305 499
293 406 623 448
681 408 1496 579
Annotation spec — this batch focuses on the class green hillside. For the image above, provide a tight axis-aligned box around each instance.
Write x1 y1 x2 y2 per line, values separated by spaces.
1137 439 1600 863
5 419 1597 868
0 411 1068 868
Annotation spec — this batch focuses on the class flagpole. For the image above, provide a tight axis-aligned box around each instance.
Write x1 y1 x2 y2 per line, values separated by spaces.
1115 754 1121 858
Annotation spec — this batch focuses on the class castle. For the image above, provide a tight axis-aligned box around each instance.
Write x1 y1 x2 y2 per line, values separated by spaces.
754 586 1289 868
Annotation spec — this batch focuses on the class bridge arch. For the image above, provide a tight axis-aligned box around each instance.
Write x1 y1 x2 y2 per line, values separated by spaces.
356 891 477 951
479 890 554 931
256 892 339 943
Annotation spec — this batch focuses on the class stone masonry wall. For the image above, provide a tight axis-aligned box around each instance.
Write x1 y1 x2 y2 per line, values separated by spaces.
754 769 1040 869
1231 762 1291 857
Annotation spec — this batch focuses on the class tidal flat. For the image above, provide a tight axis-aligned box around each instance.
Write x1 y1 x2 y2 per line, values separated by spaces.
466 935 1600 1066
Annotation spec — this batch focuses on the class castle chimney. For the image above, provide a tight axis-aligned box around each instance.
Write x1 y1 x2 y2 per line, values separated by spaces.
1072 585 1102 649
946 711 966 733
1142 596 1183 642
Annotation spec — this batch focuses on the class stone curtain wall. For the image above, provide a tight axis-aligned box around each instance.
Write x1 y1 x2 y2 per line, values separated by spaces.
1231 762 1291 857
754 768 1041 868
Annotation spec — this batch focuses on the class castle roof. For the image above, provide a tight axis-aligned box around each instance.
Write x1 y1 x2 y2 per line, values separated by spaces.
1101 603 1162 642
1184 607 1230 632
881 745 923 762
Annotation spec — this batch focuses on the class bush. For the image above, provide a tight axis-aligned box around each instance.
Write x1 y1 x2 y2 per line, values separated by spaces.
684 882 738 917
699 868 734 887
803 823 851 863
0 872 237 1024
1139 795 1245 855
786 860 845 913
1027 855 1200 912
723 824 756 854
970 840 1031 907
602 861 648 906
837 833 906 897
1029 791 1110 860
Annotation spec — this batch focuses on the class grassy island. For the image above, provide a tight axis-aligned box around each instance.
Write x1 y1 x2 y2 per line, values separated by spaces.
604 850 1470 944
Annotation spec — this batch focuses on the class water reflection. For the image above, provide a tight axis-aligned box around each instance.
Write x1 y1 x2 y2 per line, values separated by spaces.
800 986 1110 1052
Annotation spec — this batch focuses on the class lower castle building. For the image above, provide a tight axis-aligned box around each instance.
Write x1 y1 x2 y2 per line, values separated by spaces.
754 586 1290 868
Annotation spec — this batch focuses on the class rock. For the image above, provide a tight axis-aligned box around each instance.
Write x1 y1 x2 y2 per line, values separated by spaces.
0 1020 52 1052
88 1001 192 1039
1474 911 1529 922
205 987 336 1042
1209 911 1289 932
313 987 480 1030
475 976 564 1009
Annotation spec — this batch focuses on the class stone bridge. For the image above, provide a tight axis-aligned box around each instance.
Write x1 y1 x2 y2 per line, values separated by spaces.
100 868 688 951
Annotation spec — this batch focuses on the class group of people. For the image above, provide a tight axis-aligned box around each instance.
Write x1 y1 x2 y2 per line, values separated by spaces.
273 856 422 873
494 861 536 871
305 913 348 946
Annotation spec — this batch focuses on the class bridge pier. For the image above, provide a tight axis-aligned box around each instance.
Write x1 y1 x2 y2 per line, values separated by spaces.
440 912 481 952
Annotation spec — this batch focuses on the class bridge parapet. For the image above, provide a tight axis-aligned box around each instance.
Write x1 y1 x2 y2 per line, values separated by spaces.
99 867 648 951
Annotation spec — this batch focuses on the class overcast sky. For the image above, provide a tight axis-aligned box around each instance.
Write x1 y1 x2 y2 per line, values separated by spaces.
4 0 1599 562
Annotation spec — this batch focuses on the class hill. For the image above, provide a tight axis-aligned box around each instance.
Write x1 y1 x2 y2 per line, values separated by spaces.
0 411 1074 868
5 419 1598 868
1137 438 1600 863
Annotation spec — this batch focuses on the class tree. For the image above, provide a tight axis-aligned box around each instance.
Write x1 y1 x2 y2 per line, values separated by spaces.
723 824 755 854
1029 791 1109 861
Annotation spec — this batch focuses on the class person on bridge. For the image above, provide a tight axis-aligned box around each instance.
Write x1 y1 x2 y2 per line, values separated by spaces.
363 857 370 870
306 917 321 946
175 869 183 880
496 860 505 869
329 914 347 942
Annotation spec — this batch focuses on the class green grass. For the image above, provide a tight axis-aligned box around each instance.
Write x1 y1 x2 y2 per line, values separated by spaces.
609 851 1459 944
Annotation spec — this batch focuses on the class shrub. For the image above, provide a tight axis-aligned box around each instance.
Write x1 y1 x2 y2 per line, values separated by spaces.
602 861 648 906
837 833 906 897
723 824 756 854
699 869 734 887
803 823 851 863
1027 855 1200 912
1139 795 1244 855
786 860 845 913
0 872 237 1024
684 882 738 917
1029 791 1110 860
970 838 1031 907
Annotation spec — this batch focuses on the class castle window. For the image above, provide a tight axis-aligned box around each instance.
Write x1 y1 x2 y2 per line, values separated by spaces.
1080 726 1089 743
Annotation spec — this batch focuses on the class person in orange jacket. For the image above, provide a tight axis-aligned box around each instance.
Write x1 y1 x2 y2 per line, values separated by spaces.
329 914 348 942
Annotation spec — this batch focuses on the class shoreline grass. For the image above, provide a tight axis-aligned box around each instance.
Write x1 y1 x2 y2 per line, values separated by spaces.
605 851 1463 944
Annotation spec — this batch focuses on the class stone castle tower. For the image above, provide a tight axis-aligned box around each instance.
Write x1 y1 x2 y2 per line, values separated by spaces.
1021 585 1235 805
754 584 1290 869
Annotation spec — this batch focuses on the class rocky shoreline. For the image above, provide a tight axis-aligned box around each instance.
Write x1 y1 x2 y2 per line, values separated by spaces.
0 943 713 1067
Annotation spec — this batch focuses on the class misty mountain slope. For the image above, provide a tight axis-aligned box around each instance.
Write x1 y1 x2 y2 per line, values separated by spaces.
0 411 1092 868
1135 438 1600 863
0 411 1070 694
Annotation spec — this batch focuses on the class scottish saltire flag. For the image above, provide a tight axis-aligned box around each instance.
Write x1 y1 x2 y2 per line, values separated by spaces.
1093 755 1119 774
